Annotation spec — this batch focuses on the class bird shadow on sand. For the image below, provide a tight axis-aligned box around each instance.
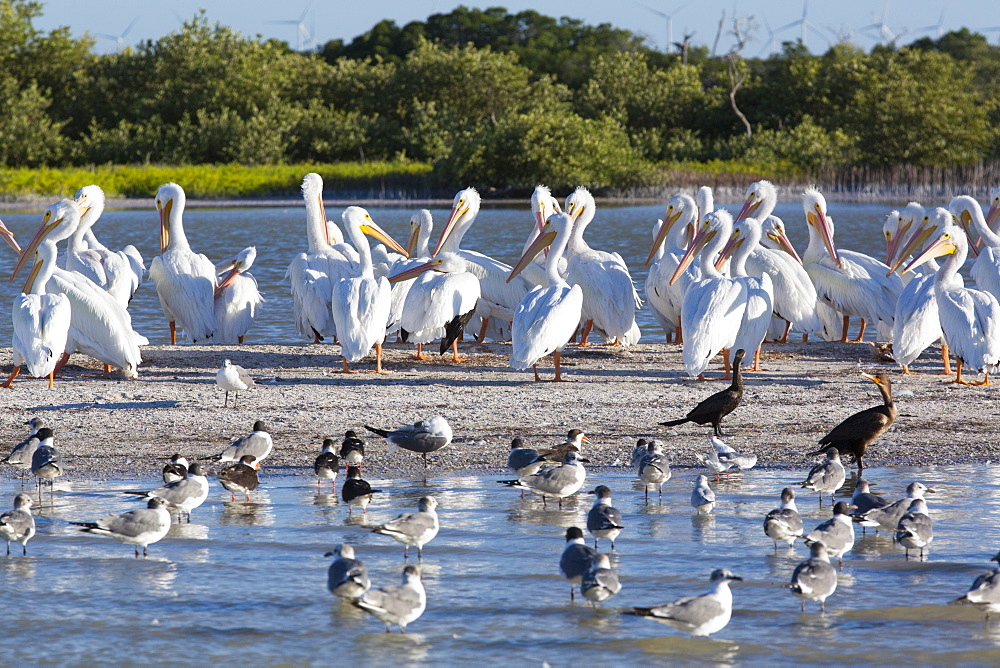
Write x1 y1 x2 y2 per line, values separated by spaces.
29 400 180 411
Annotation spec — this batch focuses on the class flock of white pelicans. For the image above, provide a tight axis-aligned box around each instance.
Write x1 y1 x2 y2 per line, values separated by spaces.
2 172 1000 388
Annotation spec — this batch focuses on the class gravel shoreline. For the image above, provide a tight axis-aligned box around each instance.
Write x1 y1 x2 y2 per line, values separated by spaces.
1 340 997 480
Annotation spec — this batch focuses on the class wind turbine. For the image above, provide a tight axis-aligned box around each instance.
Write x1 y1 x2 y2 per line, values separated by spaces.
915 7 947 39
776 0 828 51
640 2 693 53
861 0 906 47
95 17 139 53
271 3 314 51
756 17 775 57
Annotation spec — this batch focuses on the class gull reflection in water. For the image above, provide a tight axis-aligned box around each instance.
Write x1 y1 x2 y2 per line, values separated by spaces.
220 500 275 527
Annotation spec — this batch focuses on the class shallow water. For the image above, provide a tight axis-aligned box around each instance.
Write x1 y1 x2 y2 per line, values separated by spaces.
4 464 1000 665
0 198 895 347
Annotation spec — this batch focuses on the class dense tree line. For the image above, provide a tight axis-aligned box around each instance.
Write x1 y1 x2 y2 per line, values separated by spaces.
3 0 1000 191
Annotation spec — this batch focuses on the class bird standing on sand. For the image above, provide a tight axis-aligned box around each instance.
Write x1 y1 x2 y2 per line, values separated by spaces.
373 496 439 560
764 487 803 550
342 466 379 515
0 494 35 555
691 475 716 514
804 501 855 569
806 372 896 473
895 498 934 560
789 541 838 613
314 439 340 491
798 447 846 507
560 526 597 602
217 359 253 408
217 455 260 502
325 544 370 600
627 569 742 637
352 564 426 633
217 420 273 464
74 497 172 557
581 553 621 606
951 551 1000 620
659 349 745 437
587 485 624 551
365 416 453 468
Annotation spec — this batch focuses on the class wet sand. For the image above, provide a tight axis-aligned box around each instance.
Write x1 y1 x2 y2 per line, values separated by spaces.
1 340 996 479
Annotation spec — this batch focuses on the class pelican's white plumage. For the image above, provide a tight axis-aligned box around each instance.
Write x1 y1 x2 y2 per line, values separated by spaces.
507 213 583 381
952 195 1000 304
802 188 902 342
518 185 564 288
213 246 263 344
563 187 641 346
71 185 144 308
386 209 434 339
670 210 746 379
718 217 775 371
150 183 217 343
645 194 700 342
331 206 406 372
9 200 144 378
902 209 1000 385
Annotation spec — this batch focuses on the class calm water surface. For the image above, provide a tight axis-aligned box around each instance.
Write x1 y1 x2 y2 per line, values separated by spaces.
0 199 899 347
4 465 1000 665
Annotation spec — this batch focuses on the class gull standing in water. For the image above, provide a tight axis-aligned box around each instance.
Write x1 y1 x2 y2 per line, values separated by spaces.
506 438 543 479
31 435 62 496
951 551 1000 620
559 526 597 602
373 496 439 561
217 420 273 465
0 494 35 555
798 447 846 507
581 554 621 606
804 501 855 569
638 441 671 501
353 564 426 633
502 451 589 508
74 497 172 557
325 544 370 600
764 488 803 550
854 481 933 534
895 498 934 560
365 416 453 468
217 455 260 502
216 359 253 408
691 475 716 514
125 462 210 523
789 541 838 613
586 485 624 550
627 569 742 637
2 420 46 484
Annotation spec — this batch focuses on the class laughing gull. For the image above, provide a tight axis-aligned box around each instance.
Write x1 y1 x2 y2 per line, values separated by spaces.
162 454 189 484
630 438 649 469
126 462 210 523
216 359 253 408
895 498 934 560
74 497 172 557
789 541 838 613
764 487 803 550
804 501 855 569
339 431 365 470
325 543 370 600
353 564 426 633
581 553 621 605
342 466 380 515
31 433 62 494
373 496 439 560
507 438 543 478
560 527 597 602
366 416 453 468
627 569 743 637
0 494 35 556
217 420 273 465
951 551 1000 620
2 419 45 483
853 482 933 534
314 439 340 491
711 436 757 473
849 478 890 533
501 451 589 508
587 486 624 550
638 441 671 500
798 447 846 507
691 475 716 514
217 455 260 502
695 446 731 480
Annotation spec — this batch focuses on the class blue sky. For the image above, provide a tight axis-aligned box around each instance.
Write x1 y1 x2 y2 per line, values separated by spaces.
33 1 1000 57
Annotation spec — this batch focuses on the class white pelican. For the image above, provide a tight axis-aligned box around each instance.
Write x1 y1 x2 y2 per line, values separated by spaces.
72 185 144 307
331 206 407 373
696 185 714 220
563 187 641 346
802 188 902 342
901 210 1000 385
9 200 144 378
669 210 747 380
150 183 216 344
385 209 433 343
716 217 775 372
213 246 263 344
950 195 1000 303
887 209 958 373
389 252 481 362
506 212 583 381
433 187 534 341
644 194 700 343
2 220 70 388
518 185 563 288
